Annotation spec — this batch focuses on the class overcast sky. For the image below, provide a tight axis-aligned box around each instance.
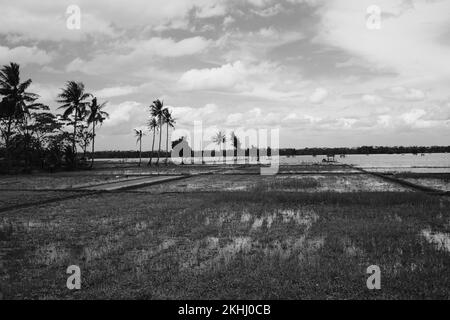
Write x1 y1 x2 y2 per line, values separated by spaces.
1 0 449 150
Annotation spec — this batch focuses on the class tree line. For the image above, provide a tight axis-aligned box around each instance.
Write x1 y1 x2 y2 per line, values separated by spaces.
135 103 248 165
282 145 450 156
0 62 108 173
137 99 176 166
85 144 449 160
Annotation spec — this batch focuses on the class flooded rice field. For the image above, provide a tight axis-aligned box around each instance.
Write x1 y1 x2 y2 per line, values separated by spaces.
98 153 450 173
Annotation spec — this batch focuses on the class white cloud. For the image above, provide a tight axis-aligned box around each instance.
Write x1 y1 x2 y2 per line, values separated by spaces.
66 36 211 75
252 4 285 17
196 2 227 18
179 60 304 101
0 5 116 41
362 94 382 105
315 0 450 81
390 87 426 101
376 108 448 130
377 115 392 128
0 45 52 65
169 103 220 125
103 101 144 130
309 87 328 104
179 61 247 91
224 107 280 127
126 37 211 58
0 0 224 41
226 113 244 125
94 86 139 99
29 83 59 104
223 16 235 27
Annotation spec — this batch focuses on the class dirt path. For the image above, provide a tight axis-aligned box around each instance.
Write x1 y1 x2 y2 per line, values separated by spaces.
0 175 193 213
79 175 186 191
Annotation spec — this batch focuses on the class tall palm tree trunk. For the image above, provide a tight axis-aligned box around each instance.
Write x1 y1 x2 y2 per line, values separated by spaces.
165 123 169 165
156 118 162 165
72 113 77 167
148 131 156 166
90 122 96 168
24 116 30 171
5 117 13 172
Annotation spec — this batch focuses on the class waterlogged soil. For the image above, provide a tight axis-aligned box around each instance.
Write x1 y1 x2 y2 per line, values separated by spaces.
137 174 409 193
1 191 449 299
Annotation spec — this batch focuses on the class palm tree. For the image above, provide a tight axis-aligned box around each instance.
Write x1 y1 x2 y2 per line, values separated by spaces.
57 81 91 165
0 62 43 170
134 129 144 166
212 131 226 164
87 97 108 168
149 99 165 165
163 108 176 165
147 117 158 166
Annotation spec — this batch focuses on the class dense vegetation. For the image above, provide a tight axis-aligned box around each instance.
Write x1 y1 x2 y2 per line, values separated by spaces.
282 145 450 156
0 62 108 173
0 63 177 172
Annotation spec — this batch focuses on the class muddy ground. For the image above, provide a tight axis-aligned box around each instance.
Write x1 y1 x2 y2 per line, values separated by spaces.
0 163 449 299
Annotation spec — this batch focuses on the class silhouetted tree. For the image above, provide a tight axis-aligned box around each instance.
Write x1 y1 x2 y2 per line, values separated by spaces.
87 97 108 168
150 99 165 165
134 129 144 166
163 108 175 165
147 117 158 166
57 81 91 166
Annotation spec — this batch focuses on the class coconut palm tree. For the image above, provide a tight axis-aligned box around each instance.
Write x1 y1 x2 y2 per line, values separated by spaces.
149 99 165 165
57 81 91 165
212 131 226 164
163 108 176 165
147 117 158 166
0 62 44 170
87 97 108 168
134 129 144 166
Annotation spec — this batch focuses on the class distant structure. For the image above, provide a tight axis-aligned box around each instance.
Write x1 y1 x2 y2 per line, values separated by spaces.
323 154 336 163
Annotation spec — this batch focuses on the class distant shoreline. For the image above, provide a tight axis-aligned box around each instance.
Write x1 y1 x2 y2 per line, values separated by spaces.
85 146 450 159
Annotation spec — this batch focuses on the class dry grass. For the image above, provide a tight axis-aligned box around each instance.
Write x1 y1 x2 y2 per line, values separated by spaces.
252 177 321 191
1 189 449 299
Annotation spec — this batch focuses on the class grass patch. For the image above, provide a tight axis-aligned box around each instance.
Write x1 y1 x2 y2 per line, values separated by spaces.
253 177 321 192
1 190 449 299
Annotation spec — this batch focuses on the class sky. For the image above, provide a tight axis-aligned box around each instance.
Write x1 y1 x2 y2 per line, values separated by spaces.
0 0 449 150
